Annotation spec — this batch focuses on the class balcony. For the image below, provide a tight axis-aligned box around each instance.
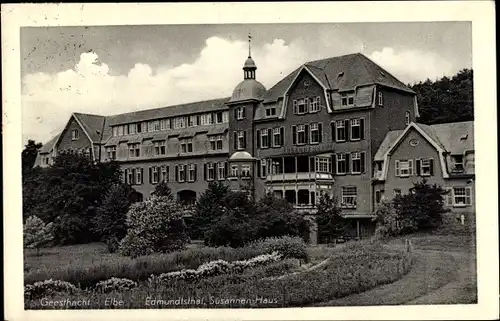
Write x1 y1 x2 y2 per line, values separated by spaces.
267 172 333 182
265 155 334 183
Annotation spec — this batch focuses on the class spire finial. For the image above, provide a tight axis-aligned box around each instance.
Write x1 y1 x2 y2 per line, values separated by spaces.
248 31 252 58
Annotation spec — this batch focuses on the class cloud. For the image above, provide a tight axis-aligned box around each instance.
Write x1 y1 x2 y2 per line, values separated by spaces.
369 47 455 85
21 38 455 145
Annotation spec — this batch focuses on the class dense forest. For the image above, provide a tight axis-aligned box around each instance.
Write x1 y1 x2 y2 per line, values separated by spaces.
410 68 473 124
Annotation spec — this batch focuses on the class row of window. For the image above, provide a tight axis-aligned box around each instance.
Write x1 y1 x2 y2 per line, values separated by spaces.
391 186 473 207
395 158 434 177
258 156 333 178
106 136 225 159
257 127 285 148
112 111 229 137
123 162 253 185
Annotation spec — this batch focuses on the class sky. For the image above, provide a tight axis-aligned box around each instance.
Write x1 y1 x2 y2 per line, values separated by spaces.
20 22 472 145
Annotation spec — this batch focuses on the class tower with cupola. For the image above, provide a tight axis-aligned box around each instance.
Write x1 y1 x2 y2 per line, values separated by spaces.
226 34 266 197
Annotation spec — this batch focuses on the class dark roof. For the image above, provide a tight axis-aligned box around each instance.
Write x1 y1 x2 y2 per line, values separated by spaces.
74 113 106 143
419 121 474 154
39 135 59 154
263 53 414 103
107 97 230 126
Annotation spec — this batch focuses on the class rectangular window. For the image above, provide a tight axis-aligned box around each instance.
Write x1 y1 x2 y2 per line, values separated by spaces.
175 117 186 129
180 139 193 154
261 129 269 148
188 164 196 182
309 96 320 113
215 112 223 124
106 146 116 160
178 165 186 182
421 159 432 176
272 128 281 147
127 169 133 185
336 120 346 142
236 107 245 120
378 92 383 106
160 165 169 182
222 111 229 123
351 152 361 174
136 167 142 185
112 127 118 137
129 123 137 134
124 125 130 135
310 123 320 144
216 135 223 150
209 136 216 151
351 119 361 140
336 154 346 174
453 187 472 206
201 113 213 125
160 119 168 131
230 165 238 177
188 115 197 127
341 92 355 107
152 166 159 184
260 159 267 178
265 105 277 117
341 186 357 209
396 160 413 177
315 157 331 173
217 162 225 180
117 126 124 136
153 120 160 131
207 163 215 180
241 165 251 177
237 131 245 150
405 112 411 125
272 159 283 174
137 123 142 133
128 143 140 158
297 98 307 114
210 135 224 151
452 155 464 172
297 125 306 145
375 190 382 203
154 140 166 156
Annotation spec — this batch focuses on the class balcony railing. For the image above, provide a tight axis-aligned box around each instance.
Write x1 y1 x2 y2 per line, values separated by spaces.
266 172 333 182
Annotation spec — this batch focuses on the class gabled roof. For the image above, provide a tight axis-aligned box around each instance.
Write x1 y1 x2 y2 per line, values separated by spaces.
263 53 415 103
39 134 59 154
107 97 230 126
73 113 106 143
374 130 405 161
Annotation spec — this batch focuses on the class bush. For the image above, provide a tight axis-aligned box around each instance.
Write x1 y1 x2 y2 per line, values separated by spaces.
24 279 78 300
118 196 189 258
23 215 54 255
373 200 404 239
248 236 309 263
393 179 449 233
94 277 138 293
253 193 311 243
192 181 230 241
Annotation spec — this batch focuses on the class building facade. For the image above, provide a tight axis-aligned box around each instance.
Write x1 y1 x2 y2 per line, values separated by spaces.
34 50 473 243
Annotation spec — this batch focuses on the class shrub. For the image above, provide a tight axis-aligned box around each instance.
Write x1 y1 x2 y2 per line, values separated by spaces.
253 193 311 243
94 277 137 293
23 215 54 255
24 279 77 300
393 179 449 232
118 196 189 258
373 200 403 239
248 236 309 263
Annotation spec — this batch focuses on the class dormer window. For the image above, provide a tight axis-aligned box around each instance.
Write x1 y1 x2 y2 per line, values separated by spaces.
341 92 355 107
71 129 79 140
452 155 464 172
265 104 277 117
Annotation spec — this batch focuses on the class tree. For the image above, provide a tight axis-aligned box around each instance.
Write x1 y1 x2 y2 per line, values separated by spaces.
151 181 173 199
23 215 54 256
253 193 311 242
119 196 189 258
192 181 229 242
316 192 346 244
22 152 122 245
92 183 140 252
205 191 256 247
392 179 449 232
22 140 43 174
411 69 473 124
373 200 403 239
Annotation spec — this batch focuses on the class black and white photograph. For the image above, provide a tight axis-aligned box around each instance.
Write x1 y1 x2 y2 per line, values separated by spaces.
3 2 498 320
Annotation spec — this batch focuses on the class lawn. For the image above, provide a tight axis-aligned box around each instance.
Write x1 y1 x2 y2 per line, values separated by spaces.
24 239 413 309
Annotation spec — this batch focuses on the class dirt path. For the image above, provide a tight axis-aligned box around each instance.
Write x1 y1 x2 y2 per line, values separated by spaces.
314 246 476 306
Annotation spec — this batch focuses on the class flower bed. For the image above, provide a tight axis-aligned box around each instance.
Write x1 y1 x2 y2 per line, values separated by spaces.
24 279 78 301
